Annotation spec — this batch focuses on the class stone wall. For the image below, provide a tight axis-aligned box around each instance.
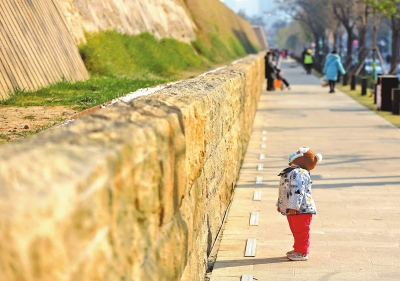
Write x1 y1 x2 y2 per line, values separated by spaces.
0 53 264 281
56 0 197 44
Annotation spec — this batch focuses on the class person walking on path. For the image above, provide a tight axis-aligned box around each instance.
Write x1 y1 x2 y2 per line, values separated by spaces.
276 147 322 261
275 68 291 90
323 49 346 93
301 48 307 72
265 51 277 91
303 49 313 74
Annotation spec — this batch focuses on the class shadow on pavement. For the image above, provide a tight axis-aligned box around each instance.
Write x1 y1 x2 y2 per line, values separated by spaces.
214 257 290 269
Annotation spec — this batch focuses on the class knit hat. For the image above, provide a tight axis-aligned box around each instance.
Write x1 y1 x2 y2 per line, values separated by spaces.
288 147 322 171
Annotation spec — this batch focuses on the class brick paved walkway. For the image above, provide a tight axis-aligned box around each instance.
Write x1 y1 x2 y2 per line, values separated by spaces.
210 60 400 280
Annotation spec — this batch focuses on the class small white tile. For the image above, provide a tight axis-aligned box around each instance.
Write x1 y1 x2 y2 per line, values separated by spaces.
253 190 262 201
244 238 257 257
241 275 253 281
249 212 259 226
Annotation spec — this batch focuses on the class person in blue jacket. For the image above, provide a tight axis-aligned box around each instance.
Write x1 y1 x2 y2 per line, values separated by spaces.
323 49 346 93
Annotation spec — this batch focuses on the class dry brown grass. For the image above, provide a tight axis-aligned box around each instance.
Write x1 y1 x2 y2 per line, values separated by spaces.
337 84 400 128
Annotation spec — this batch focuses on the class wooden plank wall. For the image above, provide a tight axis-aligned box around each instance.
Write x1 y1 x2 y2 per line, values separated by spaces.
0 0 88 100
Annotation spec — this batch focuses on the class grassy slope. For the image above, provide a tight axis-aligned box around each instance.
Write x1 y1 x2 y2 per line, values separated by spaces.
186 0 260 62
0 0 261 144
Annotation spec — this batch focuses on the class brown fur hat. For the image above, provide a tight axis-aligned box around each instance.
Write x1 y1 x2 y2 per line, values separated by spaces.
288 147 322 171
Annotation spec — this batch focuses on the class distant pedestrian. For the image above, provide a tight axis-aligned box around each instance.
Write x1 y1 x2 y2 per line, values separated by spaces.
276 147 322 261
275 68 291 90
281 49 287 60
265 51 276 91
323 49 346 93
301 48 308 72
304 49 313 74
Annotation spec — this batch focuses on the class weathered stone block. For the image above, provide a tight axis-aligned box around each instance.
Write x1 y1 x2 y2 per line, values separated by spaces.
0 53 264 281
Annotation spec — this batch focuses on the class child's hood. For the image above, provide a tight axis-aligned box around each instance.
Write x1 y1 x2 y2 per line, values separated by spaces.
326 54 341 64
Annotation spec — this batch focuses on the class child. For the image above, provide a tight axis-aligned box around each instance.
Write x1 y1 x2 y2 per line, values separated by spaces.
276 68 291 90
276 147 322 261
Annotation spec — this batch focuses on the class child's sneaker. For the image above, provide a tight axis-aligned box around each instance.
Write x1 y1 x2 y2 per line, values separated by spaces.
286 250 295 256
287 252 308 261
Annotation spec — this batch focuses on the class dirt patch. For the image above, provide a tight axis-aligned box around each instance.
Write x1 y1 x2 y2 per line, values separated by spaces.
0 106 77 144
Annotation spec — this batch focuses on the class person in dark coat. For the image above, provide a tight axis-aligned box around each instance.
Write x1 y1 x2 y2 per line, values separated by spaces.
265 51 276 91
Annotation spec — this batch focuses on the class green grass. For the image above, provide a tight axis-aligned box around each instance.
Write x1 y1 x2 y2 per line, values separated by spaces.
80 31 205 78
313 66 400 129
0 76 168 110
336 84 400 128
0 30 257 145
1 31 248 110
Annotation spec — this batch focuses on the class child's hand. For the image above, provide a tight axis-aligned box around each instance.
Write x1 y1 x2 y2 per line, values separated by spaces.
287 209 297 215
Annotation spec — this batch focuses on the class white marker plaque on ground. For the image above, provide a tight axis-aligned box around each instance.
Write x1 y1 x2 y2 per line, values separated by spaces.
259 154 265 160
245 238 257 257
255 176 263 184
262 136 267 141
257 164 263 171
261 144 266 149
253 190 261 201
262 130 267 134
241 275 253 281
249 212 259 226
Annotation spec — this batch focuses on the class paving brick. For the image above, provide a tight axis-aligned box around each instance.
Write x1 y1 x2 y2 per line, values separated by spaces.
209 59 400 280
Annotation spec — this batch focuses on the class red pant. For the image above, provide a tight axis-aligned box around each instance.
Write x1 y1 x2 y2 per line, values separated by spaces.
287 214 312 254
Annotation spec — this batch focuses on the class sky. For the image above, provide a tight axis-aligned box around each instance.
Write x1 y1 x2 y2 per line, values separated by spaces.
221 0 283 27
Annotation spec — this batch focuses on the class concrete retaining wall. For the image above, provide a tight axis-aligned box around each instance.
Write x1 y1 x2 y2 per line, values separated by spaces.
0 53 264 281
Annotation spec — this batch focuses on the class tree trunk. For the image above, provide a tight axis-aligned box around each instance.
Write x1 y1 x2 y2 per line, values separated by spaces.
357 27 367 62
314 33 321 64
339 34 343 57
333 30 338 48
345 27 353 70
390 15 400 74
322 36 329 57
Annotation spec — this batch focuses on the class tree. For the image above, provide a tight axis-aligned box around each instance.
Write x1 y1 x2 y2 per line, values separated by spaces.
331 0 358 68
368 0 400 74
275 21 312 51
324 6 343 49
353 1 371 63
272 20 288 31
276 0 330 63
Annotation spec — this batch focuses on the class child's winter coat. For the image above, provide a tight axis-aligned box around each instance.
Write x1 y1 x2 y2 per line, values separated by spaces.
323 54 346 81
276 167 317 216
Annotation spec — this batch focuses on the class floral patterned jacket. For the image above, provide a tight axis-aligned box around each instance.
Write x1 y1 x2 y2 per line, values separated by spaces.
276 167 317 216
